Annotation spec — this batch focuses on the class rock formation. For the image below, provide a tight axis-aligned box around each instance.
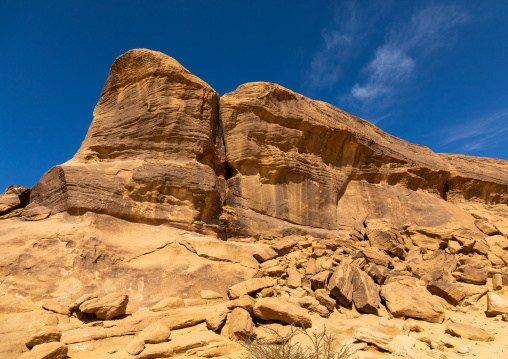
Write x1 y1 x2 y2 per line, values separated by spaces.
1 48 508 358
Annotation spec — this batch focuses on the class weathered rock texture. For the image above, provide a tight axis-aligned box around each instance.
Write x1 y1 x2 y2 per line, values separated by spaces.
29 49 225 233
1 48 508 359
219 83 508 238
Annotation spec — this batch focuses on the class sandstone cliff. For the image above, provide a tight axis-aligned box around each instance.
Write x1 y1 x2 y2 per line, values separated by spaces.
23 49 508 239
1 49 508 359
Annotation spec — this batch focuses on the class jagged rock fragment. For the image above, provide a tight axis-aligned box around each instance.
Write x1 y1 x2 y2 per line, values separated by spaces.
228 307 254 340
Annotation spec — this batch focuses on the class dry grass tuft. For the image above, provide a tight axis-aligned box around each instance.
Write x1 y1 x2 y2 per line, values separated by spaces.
240 326 359 359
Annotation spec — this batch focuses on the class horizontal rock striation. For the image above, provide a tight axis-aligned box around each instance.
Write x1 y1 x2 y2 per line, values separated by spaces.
25 49 508 238
220 82 508 237
30 49 225 232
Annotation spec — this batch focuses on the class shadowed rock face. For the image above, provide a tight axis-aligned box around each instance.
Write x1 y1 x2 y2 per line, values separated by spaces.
27 49 508 238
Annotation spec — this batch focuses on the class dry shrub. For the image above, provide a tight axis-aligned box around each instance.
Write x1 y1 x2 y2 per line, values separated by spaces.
240 326 359 359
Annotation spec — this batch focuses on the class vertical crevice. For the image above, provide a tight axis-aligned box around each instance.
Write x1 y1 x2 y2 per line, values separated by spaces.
441 180 450 201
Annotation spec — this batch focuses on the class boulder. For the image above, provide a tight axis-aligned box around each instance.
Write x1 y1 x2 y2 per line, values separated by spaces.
227 295 256 314
287 267 302 289
253 246 278 262
305 258 318 275
365 221 406 258
0 194 21 215
126 338 145 355
366 264 390 285
205 307 229 332
381 277 444 323
228 307 254 341
310 270 332 290
228 278 274 299
328 262 354 306
69 294 98 311
139 321 171 344
352 268 380 314
445 323 494 342
493 273 503 290
20 342 68 359
487 292 508 316
79 294 128 320
314 289 336 312
253 298 312 328
265 265 285 277
254 323 293 344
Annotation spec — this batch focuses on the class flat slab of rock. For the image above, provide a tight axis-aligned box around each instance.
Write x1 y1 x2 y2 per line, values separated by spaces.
151 297 185 311
381 277 444 323
310 270 332 290
445 322 494 342
21 206 51 221
20 342 68 359
41 299 69 315
228 278 274 299
328 262 354 306
352 268 380 314
270 239 298 255
136 330 224 359
427 280 487 306
200 290 223 300
79 294 128 320
353 328 419 358
458 265 488 285
253 298 311 328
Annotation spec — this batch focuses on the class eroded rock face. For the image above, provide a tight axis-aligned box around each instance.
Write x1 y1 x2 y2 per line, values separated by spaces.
219 82 508 238
29 49 224 233
2 48 508 359
24 49 508 239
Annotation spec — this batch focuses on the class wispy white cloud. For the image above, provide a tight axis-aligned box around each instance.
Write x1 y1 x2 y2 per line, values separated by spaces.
304 1 359 90
442 109 508 153
348 5 468 107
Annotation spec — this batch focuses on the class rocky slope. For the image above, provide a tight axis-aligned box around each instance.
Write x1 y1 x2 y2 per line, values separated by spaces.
1 49 508 359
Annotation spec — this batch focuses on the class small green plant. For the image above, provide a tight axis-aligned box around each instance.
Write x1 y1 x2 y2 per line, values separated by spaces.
240 325 359 359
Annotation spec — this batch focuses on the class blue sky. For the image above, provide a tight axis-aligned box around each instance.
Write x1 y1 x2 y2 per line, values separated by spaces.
1 0 507 191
